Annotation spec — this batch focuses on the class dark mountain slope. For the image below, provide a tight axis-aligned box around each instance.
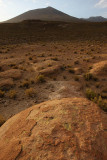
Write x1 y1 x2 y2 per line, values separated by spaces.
5 7 82 23
85 16 107 22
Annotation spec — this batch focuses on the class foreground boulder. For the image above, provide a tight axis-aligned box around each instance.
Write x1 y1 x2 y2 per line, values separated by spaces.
0 98 107 160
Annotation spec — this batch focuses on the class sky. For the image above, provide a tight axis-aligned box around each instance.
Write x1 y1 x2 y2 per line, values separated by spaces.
0 0 107 22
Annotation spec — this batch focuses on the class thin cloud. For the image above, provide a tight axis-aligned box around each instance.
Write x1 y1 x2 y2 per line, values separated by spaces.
0 0 13 7
32 0 50 5
32 0 38 2
95 0 107 8
0 0 3 6
45 1 51 6
102 11 107 17
0 0 7 7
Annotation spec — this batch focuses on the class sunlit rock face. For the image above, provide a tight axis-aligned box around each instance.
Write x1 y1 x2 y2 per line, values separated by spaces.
0 98 107 160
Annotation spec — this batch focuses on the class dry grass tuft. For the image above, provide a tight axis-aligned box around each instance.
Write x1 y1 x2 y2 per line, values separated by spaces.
25 88 36 97
36 75 46 83
7 90 16 99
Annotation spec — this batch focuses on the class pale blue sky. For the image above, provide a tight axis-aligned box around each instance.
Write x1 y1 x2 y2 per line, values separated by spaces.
0 0 107 22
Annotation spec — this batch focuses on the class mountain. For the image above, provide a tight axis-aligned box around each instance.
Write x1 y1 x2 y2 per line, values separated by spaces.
5 6 82 23
85 16 107 22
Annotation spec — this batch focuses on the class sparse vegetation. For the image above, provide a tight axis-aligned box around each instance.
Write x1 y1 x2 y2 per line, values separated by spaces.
51 57 58 61
7 90 16 99
84 72 98 81
20 80 30 88
0 90 5 98
86 88 96 100
97 96 107 112
9 63 16 67
69 68 75 74
48 64 52 67
63 123 72 131
36 75 46 83
84 73 93 81
0 20 106 121
29 57 33 60
86 88 107 112
60 65 66 71
25 88 36 97
74 76 79 81
74 60 79 64
0 66 2 71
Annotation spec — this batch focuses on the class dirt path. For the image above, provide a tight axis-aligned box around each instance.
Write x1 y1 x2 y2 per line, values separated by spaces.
48 81 84 100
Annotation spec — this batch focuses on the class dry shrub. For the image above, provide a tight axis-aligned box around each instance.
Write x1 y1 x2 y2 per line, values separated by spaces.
36 75 46 83
51 57 58 61
84 73 93 81
25 88 36 97
20 80 30 88
74 60 79 64
0 90 5 98
86 88 107 112
69 68 75 74
74 76 79 81
86 88 96 100
7 90 16 99
97 96 107 112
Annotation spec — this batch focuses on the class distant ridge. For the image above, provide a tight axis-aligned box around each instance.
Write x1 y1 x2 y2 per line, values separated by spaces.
4 6 83 23
83 16 107 22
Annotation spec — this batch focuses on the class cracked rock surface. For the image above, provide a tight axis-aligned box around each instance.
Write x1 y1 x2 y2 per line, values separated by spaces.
0 98 107 160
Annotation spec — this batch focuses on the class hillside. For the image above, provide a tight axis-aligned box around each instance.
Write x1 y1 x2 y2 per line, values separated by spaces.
0 15 107 160
86 16 107 22
0 20 107 120
5 7 82 23
0 21 107 45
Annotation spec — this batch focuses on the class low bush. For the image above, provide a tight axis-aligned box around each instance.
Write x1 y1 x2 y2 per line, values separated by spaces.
0 90 5 98
60 65 66 71
29 57 32 60
84 73 93 81
86 88 107 112
30 78 35 84
36 75 46 83
0 66 2 71
51 57 58 61
97 96 107 112
74 60 79 64
20 80 30 88
86 88 96 100
74 76 79 81
25 88 36 97
48 64 52 67
69 68 75 74
84 72 98 81
7 90 16 99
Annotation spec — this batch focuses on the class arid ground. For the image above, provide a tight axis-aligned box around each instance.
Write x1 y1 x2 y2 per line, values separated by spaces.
0 21 107 121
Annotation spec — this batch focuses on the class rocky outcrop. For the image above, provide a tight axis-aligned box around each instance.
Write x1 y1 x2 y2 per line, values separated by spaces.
0 69 22 80
90 60 107 76
0 98 107 160
33 60 62 77
0 78 14 90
